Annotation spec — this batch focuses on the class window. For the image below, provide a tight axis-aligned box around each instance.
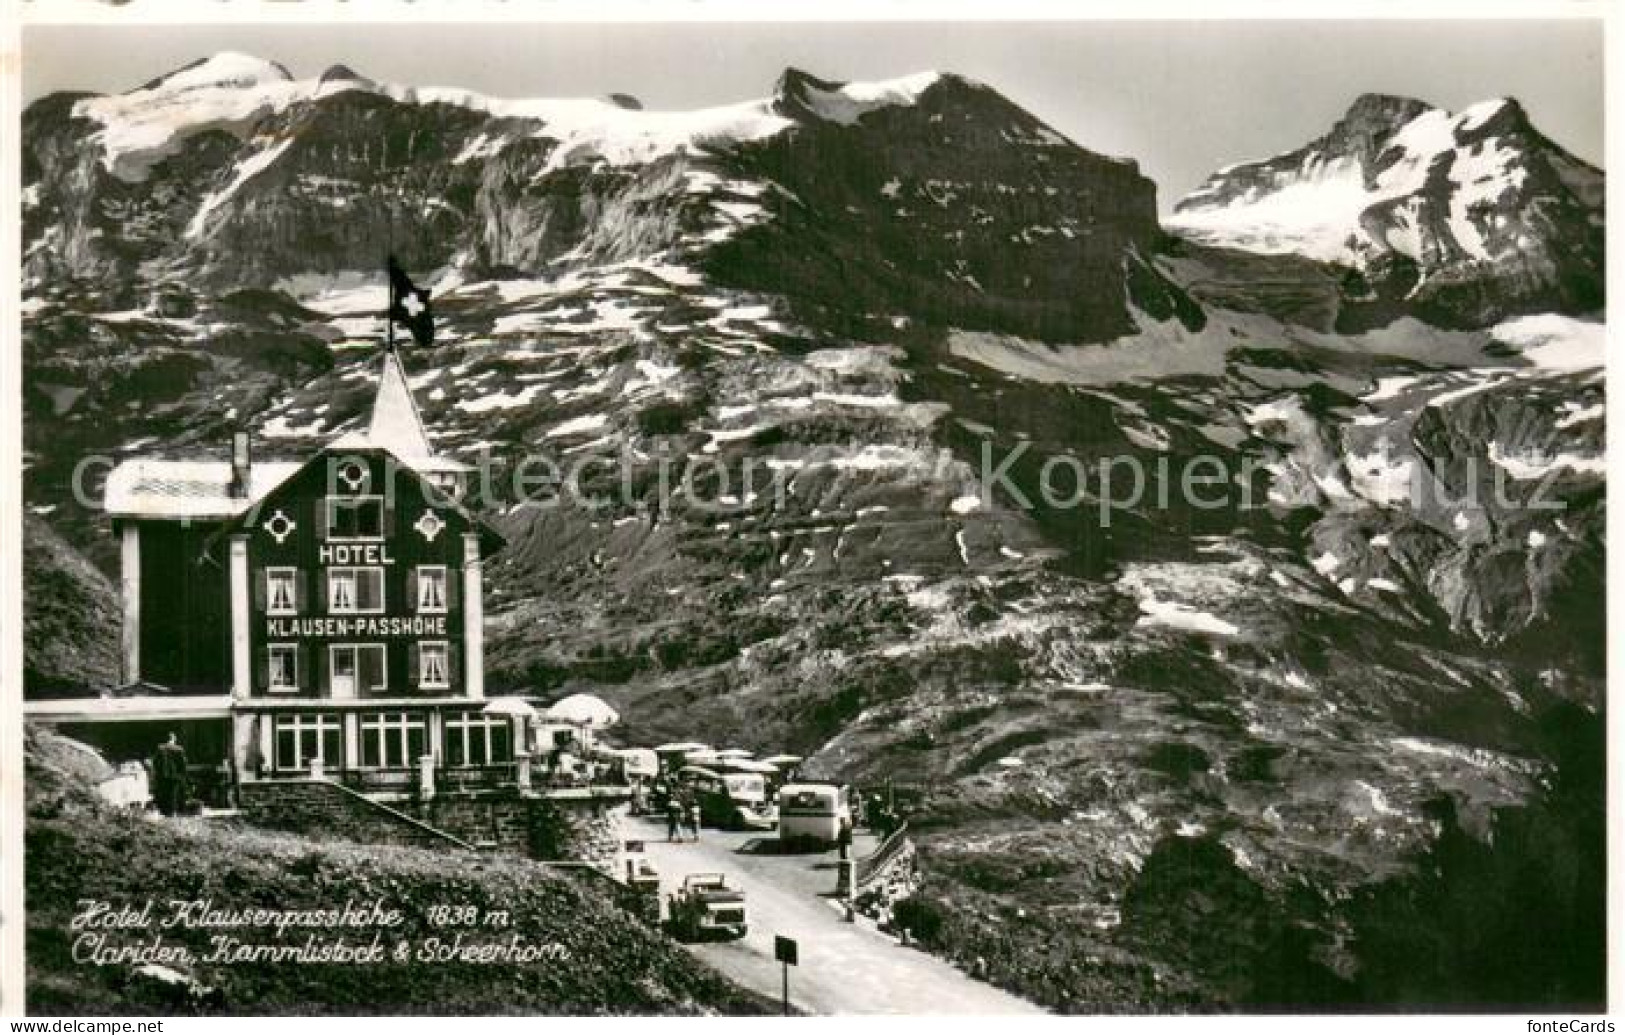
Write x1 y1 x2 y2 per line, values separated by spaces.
267 568 297 615
427 471 465 500
267 644 299 693
418 641 450 689
444 712 512 767
417 566 447 613
327 568 384 614
330 644 387 697
273 714 342 772
360 711 427 769
324 496 384 541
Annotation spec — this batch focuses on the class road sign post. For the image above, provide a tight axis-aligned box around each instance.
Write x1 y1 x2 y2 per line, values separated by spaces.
774 934 798 1015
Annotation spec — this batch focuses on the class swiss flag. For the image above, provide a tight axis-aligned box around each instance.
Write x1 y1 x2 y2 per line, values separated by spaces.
387 255 434 346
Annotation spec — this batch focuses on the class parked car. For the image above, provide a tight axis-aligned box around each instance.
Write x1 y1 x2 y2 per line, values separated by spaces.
666 873 748 942
679 766 778 830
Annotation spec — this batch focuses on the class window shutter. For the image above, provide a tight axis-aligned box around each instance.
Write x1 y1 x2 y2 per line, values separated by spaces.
317 500 329 541
255 648 269 693
407 644 420 689
384 496 398 539
314 647 328 697
252 568 267 612
406 569 419 612
319 570 330 614
449 643 462 690
364 647 385 695
445 571 459 611
294 646 306 694
294 570 308 614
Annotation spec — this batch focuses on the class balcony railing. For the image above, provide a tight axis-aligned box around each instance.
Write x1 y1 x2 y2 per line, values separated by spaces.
437 763 518 792
255 756 630 798
330 763 515 794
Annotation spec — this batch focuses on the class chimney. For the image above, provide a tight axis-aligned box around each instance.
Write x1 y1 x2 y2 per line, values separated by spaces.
229 429 253 499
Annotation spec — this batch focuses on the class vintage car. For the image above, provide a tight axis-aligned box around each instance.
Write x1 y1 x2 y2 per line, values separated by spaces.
678 766 779 831
666 873 749 942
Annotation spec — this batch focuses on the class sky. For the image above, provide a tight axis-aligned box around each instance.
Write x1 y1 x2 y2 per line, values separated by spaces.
22 18 1604 206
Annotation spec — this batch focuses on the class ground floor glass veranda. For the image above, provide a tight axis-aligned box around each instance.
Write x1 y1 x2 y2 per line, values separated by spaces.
242 706 515 787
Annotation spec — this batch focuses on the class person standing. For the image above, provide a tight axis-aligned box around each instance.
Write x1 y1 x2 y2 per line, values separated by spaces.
666 799 682 842
152 733 190 817
687 799 702 842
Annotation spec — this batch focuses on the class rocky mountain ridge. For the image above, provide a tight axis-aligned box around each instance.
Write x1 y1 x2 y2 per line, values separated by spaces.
21 56 1606 1009
26 52 1183 346
1167 91 1604 328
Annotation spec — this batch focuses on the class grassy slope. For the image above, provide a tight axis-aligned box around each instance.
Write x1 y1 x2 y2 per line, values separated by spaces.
23 514 119 695
25 729 772 1016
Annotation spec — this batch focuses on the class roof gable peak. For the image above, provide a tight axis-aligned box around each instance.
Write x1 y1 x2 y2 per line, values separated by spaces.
365 348 435 459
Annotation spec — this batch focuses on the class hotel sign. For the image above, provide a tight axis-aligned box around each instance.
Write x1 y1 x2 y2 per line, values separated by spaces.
318 543 396 565
266 616 448 638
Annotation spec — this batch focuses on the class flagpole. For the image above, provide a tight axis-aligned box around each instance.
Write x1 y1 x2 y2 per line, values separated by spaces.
386 256 395 355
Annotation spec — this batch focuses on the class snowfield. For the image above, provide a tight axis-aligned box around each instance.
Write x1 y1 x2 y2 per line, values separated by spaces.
793 70 943 125
72 52 953 184
1167 155 1372 265
1491 314 1605 374
1167 96 1546 269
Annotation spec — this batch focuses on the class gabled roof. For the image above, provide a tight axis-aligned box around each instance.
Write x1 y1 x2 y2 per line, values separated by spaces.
330 348 470 474
371 347 434 458
25 694 234 722
104 459 303 520
106 348 468 520
210 443 504 555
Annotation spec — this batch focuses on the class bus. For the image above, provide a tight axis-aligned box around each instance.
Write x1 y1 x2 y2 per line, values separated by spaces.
777 782 853 846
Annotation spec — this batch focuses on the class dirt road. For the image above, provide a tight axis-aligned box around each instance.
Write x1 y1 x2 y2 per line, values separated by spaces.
626 816 1041 1015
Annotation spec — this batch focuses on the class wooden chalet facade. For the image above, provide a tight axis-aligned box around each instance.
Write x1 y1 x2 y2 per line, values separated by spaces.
90 349 517 795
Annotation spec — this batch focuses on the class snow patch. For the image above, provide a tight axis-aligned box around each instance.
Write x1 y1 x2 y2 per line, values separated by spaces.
1310 551 1341 576
1136 597 1239 637
1363 376 1421 403
948 309 1243 385
187 137 292 238
1346 442 1417 506
1492 314 1604 373
1488 441 1605 480
1555 401 1604 429
454 384 549 414
795 71 942 126
545 413 610 439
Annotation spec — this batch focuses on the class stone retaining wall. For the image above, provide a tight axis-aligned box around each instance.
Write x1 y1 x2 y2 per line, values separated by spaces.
238 779 626 868
237 779 466 851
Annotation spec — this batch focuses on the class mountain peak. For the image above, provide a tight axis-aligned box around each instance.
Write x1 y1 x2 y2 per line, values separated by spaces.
1318 93 1435 167
1341 91 1433 125
317 63 369 86
774 66 842 99
1452 96 1532 138
136 52 293 95
773 67 945 125
1168 86 1603 324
